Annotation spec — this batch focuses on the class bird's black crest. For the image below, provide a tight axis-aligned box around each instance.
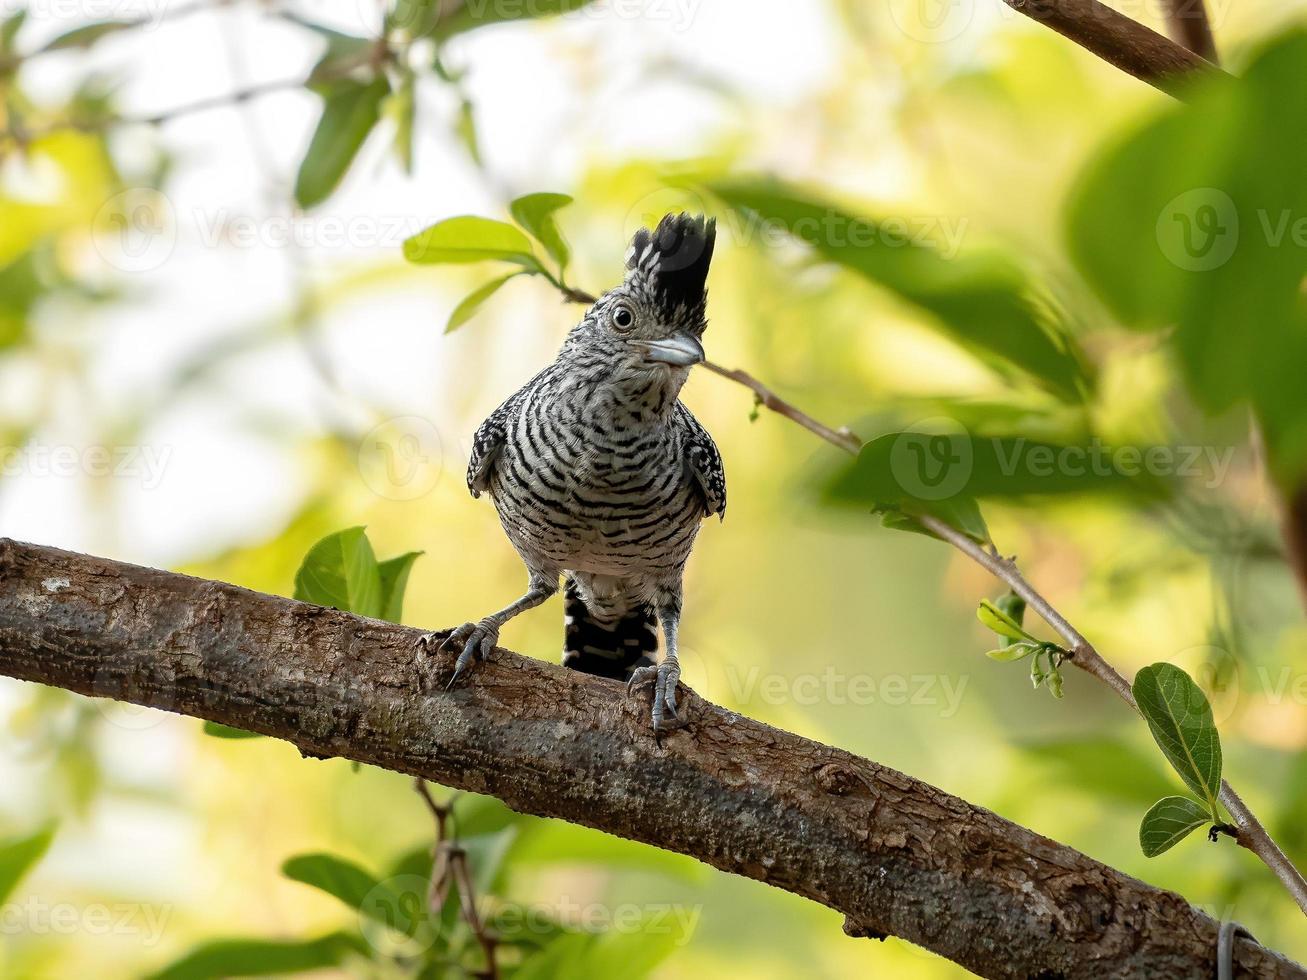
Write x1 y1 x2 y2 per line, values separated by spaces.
625 213 716 322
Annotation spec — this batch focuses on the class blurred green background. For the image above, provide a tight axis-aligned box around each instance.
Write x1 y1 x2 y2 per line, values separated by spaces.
4 0 1307 976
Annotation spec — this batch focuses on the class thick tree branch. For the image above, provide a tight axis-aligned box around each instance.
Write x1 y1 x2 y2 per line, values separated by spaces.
998 0 1224 93
0 538 1303 978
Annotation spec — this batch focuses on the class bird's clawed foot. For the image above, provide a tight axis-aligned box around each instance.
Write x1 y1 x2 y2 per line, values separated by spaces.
415 619 500 690
627 658 688 733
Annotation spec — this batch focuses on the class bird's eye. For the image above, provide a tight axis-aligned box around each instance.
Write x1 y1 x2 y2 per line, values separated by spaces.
612 305 635 331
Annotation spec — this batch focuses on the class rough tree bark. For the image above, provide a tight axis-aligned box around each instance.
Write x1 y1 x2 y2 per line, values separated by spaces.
0 539 1303 978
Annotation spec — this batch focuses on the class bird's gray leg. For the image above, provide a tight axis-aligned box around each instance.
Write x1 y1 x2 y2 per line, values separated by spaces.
418 572 557 688
627 589 686 732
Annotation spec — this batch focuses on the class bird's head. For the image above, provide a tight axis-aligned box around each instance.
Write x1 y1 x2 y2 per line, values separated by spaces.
566 212 716 381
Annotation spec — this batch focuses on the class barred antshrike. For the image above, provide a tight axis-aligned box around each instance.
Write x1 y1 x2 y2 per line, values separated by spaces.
419 213 725 730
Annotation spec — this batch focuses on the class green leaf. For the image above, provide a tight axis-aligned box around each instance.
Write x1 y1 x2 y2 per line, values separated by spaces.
386 70 416 174
508 821 706 884
0 249 50 351
827 432 1169 513
377 550 422 622
38 20 136 52
708 178 1089 400
455 98 482 167
1045 664 1064 699
1133 663 1223 816
202 721 262 740
145 932 366 980
1065 30 1307 485
512 933 595 980
977 599 1035 642
985 640 1039 662
282 853 380 913
995 592 1026 628
446 273 523 333
0 824 55 904
293 527 382 618
387 0 433 34
403 215 541 269
1016 736 1177 808
1 9 27 52
581 916 690 979
1139 796 1211 857
293 77 389 210
427 0 598 40
876 495 989 545
285 14 372 84
510 193 573 272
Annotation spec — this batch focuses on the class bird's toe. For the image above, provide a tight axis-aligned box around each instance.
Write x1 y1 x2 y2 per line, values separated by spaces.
445 621 498 690
629 660 686 733
626 663 659 695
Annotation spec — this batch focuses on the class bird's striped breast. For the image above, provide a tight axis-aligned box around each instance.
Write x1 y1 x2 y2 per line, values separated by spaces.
488 368 703 579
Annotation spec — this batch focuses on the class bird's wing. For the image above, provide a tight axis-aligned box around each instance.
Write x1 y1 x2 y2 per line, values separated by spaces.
675 402 726 519
467 380 533 497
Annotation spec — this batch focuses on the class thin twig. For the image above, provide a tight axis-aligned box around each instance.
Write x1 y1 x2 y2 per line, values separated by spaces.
413 778 498 978
451 850 499 980
700 360 862 454
1 44 387 148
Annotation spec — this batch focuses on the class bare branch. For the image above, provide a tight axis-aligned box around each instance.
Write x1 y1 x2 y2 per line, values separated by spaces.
700 361 862 455
997 0 1224 93
1161 0 1219 63
0 538 1302 978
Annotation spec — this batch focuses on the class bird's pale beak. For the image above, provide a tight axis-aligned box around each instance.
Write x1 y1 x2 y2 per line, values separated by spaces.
635 333 705 367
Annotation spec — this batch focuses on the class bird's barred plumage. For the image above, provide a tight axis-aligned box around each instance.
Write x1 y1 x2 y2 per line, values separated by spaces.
462 213 724 688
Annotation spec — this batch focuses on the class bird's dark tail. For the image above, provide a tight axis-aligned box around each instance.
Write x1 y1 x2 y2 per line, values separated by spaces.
561 576 657 680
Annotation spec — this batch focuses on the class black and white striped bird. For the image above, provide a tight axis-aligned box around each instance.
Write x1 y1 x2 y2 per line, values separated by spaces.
420 212 725 730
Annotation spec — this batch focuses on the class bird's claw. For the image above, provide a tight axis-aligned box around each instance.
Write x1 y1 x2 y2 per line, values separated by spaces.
627 659 685 733
415 621 499 690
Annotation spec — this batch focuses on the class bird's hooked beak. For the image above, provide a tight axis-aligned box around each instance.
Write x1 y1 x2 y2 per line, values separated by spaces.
634 333 705 367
